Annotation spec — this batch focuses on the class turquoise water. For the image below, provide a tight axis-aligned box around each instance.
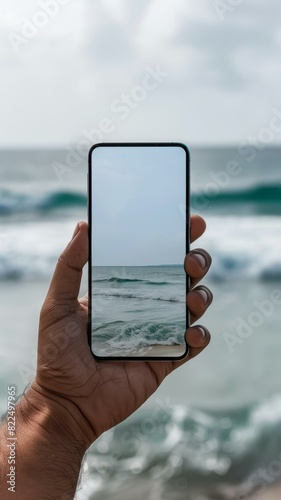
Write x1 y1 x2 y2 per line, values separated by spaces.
1 175 281 216
0 147 281 498
91 265 186 357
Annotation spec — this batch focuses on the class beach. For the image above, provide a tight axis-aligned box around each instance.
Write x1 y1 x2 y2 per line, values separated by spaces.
1 147 281 499
91 264 187 358
127 344 186 357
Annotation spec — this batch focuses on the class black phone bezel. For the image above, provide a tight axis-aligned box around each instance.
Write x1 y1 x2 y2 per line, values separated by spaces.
88 142 190 361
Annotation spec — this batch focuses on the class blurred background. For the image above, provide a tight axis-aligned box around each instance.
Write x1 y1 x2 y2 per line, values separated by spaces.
1 1 281 498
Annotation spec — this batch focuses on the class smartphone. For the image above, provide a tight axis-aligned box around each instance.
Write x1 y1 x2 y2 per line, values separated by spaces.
88 142 190 361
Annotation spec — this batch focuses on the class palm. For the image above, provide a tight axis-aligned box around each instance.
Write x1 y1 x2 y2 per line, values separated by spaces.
37 297 174 437
35 217 211 442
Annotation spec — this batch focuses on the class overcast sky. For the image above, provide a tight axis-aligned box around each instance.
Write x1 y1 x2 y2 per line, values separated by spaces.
1 0 281 147
91 145 186 265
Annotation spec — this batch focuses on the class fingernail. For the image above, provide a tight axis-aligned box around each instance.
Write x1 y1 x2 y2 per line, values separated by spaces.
195 288 209 305
194 253 207 270
72 223 80 240
198 326 206 340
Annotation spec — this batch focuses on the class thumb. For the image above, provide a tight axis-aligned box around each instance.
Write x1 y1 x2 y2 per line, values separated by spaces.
46 221 88 304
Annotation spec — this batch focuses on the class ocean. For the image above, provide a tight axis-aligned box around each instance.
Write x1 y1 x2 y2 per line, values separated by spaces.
91 265 186 358
0 146 281 499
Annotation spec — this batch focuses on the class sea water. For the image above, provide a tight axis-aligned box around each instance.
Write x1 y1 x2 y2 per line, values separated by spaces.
0 147 281 498
91 265 186 356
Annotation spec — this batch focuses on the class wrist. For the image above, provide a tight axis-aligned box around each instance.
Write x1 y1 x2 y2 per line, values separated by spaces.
25 380 94 450
0 384 91 499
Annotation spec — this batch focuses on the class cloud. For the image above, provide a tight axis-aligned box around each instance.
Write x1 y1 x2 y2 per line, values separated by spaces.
172 3 280 90
0 0 281 146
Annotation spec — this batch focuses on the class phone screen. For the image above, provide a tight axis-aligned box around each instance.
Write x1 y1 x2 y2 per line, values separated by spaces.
88 143 189 360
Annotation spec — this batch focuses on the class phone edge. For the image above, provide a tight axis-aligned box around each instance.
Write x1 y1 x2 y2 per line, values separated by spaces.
87 142 190 362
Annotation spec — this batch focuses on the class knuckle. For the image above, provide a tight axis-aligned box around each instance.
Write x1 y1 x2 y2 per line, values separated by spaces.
40 298 57 324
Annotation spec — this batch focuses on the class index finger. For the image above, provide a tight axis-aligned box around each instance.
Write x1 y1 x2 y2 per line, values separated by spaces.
190 214 206 244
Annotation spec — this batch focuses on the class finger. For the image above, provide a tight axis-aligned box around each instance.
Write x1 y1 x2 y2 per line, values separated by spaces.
185 325 211 361
187 285 213 324
190 214 206 244
47 221 88 303
184 249 212 289
171 325 211 370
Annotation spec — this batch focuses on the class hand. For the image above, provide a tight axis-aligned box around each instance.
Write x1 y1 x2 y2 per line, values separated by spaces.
31 215 212 446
